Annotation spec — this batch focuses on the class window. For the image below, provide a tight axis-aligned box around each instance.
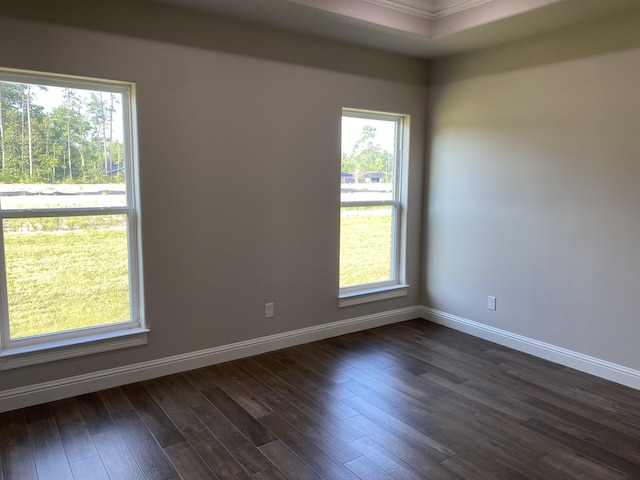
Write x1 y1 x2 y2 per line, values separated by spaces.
339 109 408 306
0 69 145 368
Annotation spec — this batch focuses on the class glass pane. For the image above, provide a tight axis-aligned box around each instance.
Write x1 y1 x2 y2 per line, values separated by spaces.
340 206 393 288
341 116 397 202
4 215 130 339
0 81 126 209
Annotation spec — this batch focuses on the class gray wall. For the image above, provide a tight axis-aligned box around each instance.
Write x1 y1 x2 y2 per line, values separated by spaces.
3 0 640 397
0 2 427 391
425 11 640 370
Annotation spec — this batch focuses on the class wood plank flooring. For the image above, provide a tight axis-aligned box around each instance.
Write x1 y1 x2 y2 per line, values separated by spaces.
2 319 640 479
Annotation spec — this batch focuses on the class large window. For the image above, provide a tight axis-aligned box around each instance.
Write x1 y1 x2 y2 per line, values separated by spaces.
0 69 144 367
339 109 408 305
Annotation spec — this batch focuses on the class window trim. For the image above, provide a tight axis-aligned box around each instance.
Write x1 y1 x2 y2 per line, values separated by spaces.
0 327 148 370
0 68 145 367
338 284 409 307
339 109 409 305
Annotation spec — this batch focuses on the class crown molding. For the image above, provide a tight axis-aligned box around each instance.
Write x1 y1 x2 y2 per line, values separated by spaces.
280 0 563 39
360 0 493 20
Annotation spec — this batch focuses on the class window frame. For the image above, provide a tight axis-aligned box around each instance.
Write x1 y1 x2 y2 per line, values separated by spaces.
0 68 146 369
338 109 409 307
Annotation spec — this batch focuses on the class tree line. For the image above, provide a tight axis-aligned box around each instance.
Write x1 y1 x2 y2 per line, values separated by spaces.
341 125 394 182
0 82 124 184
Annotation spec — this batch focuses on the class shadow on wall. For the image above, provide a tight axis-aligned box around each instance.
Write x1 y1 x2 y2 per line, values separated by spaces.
0 0 428 86
430 8 640 86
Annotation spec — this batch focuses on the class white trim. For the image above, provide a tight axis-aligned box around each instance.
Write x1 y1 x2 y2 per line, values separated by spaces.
0 68 132 94
419 306 640 391
0 307 419 413
0 70 144 356
361 0 492 20
5 304 639 413
340 109 407 295
0 328 148 370
339 284 409 307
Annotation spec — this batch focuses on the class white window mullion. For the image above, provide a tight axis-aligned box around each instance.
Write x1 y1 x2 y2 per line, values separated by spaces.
340 200 400 208
1 206 132 219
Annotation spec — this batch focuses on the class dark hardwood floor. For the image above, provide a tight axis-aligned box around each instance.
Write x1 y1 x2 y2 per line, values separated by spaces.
2 319 640 479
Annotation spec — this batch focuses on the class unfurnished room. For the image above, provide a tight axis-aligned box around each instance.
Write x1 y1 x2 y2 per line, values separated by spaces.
1 0 640 478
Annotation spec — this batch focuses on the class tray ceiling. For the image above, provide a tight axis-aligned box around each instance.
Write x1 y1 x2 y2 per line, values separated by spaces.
141 0 640 58
343 0 492 19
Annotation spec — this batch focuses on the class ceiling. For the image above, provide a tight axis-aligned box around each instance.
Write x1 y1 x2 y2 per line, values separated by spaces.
142 0 640 58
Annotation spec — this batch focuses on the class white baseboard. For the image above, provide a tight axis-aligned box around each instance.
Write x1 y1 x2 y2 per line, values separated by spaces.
0 306 420 413
419 306 640 390
4 304 637 413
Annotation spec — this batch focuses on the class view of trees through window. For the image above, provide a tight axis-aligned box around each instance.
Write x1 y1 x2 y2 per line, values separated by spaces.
0 81 124 184
0 74 136 345
341 123 394 184
340 112 401 290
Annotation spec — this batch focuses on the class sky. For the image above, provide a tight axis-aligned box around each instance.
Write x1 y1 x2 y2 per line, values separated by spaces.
341 116 397 155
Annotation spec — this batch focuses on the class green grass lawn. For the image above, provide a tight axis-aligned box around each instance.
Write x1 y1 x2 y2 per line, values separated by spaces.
5 222 130 339
4 209 390 339
340 207 392 288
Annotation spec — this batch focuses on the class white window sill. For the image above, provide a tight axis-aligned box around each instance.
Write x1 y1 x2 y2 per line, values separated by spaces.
0 327 149 370
338 284 409 307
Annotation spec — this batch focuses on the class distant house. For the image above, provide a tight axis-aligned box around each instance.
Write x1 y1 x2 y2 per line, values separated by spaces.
341 172 355 183
362 171 385 183
105 165 124 176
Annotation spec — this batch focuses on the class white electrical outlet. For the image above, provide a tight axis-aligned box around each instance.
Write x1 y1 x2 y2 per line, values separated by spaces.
265 302 274 318
487 296 496 311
